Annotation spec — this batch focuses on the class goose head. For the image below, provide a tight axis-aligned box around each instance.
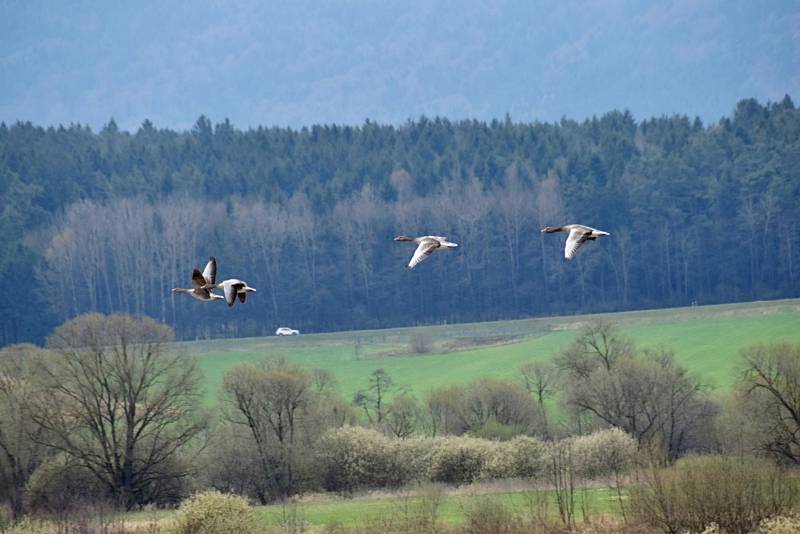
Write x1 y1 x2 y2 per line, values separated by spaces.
394 236 415 242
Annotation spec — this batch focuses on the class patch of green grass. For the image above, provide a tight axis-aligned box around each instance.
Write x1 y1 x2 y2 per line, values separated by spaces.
183 299 800 404
255 487 623 528
122 486 624 530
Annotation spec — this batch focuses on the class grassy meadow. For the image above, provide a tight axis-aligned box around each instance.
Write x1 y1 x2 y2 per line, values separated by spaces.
181 299 800 404
122 485 623 531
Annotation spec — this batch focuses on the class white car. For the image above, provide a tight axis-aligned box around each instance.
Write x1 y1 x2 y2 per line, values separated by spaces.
275 327 300 336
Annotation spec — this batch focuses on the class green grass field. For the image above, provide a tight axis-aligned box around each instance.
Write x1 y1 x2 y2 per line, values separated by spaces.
124 485 623 531
180 299 800 404
255 486 622 528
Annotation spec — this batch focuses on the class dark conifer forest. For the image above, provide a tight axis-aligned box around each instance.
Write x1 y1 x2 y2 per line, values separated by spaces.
1 96 798 345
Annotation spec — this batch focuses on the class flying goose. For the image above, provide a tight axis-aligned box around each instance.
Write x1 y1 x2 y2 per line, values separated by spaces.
203 278 257 307
394 235 458 269
541 225 610 260
171 257 225 302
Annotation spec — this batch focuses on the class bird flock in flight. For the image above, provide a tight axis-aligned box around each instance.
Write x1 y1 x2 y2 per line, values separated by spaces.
172 223 609 307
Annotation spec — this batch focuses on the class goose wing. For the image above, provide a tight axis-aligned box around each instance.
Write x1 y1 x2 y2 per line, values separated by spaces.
191 269 206 289
238 291 247 304
408 238 440 269
564 228 590 260
223 283 241 307
203 256 217 286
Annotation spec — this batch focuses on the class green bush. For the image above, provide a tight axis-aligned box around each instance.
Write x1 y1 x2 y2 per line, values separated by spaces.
173 490 259 534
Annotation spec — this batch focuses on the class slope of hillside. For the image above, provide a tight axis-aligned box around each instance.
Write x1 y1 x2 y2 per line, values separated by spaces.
182 299 800 404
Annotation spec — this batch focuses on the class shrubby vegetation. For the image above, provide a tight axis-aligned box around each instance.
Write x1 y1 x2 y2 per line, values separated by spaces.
173 490 259 534
316 426 635 491
0 313 798 532
630 455 797 534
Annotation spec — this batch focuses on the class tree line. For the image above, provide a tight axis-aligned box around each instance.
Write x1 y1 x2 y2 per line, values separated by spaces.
1 96 799 344
1 313 799 518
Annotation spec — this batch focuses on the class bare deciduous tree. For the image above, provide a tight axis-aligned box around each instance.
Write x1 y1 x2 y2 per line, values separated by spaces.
560 322 710 459
222 360 313 500
738 342 800 464
557 320 634 378
31 313 205 510
383 393 421 438
494 165 534 307
535 170 565 304
519 360 561 438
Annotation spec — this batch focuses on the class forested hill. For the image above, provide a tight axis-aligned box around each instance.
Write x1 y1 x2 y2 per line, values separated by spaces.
1 96 799 345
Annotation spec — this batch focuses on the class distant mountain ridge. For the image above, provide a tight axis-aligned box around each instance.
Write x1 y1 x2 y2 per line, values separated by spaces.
1 1 798 131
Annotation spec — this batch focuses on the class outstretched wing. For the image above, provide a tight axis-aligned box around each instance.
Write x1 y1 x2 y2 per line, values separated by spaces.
238 291 247 304
191 269 205 289
203 256 217 286
564 228 590 260
408 239 440 269
223 284 237 306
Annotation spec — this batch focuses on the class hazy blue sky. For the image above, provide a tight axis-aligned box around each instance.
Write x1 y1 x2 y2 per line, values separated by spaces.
1 0 798 131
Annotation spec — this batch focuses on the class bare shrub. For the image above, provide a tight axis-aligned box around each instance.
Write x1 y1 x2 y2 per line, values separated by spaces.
26 454 108 515
629 455 798 534
2 518 53 534
173 490 259 534
463 496 521 534
384 484 445 534
410 329 434 354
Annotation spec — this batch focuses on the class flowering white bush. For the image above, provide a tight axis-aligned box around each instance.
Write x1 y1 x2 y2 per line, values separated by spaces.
428 436 494 485
569 427 637 479
394 436 436 483
317 426 636 490
507 435 549 479
317 426 398 491
758 515 800 534
173 490 258 534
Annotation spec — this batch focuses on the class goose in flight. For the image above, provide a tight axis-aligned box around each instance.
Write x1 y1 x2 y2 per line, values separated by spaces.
541 225 610 260
171 257 224 302
394 235 458 269
204 278 257 307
